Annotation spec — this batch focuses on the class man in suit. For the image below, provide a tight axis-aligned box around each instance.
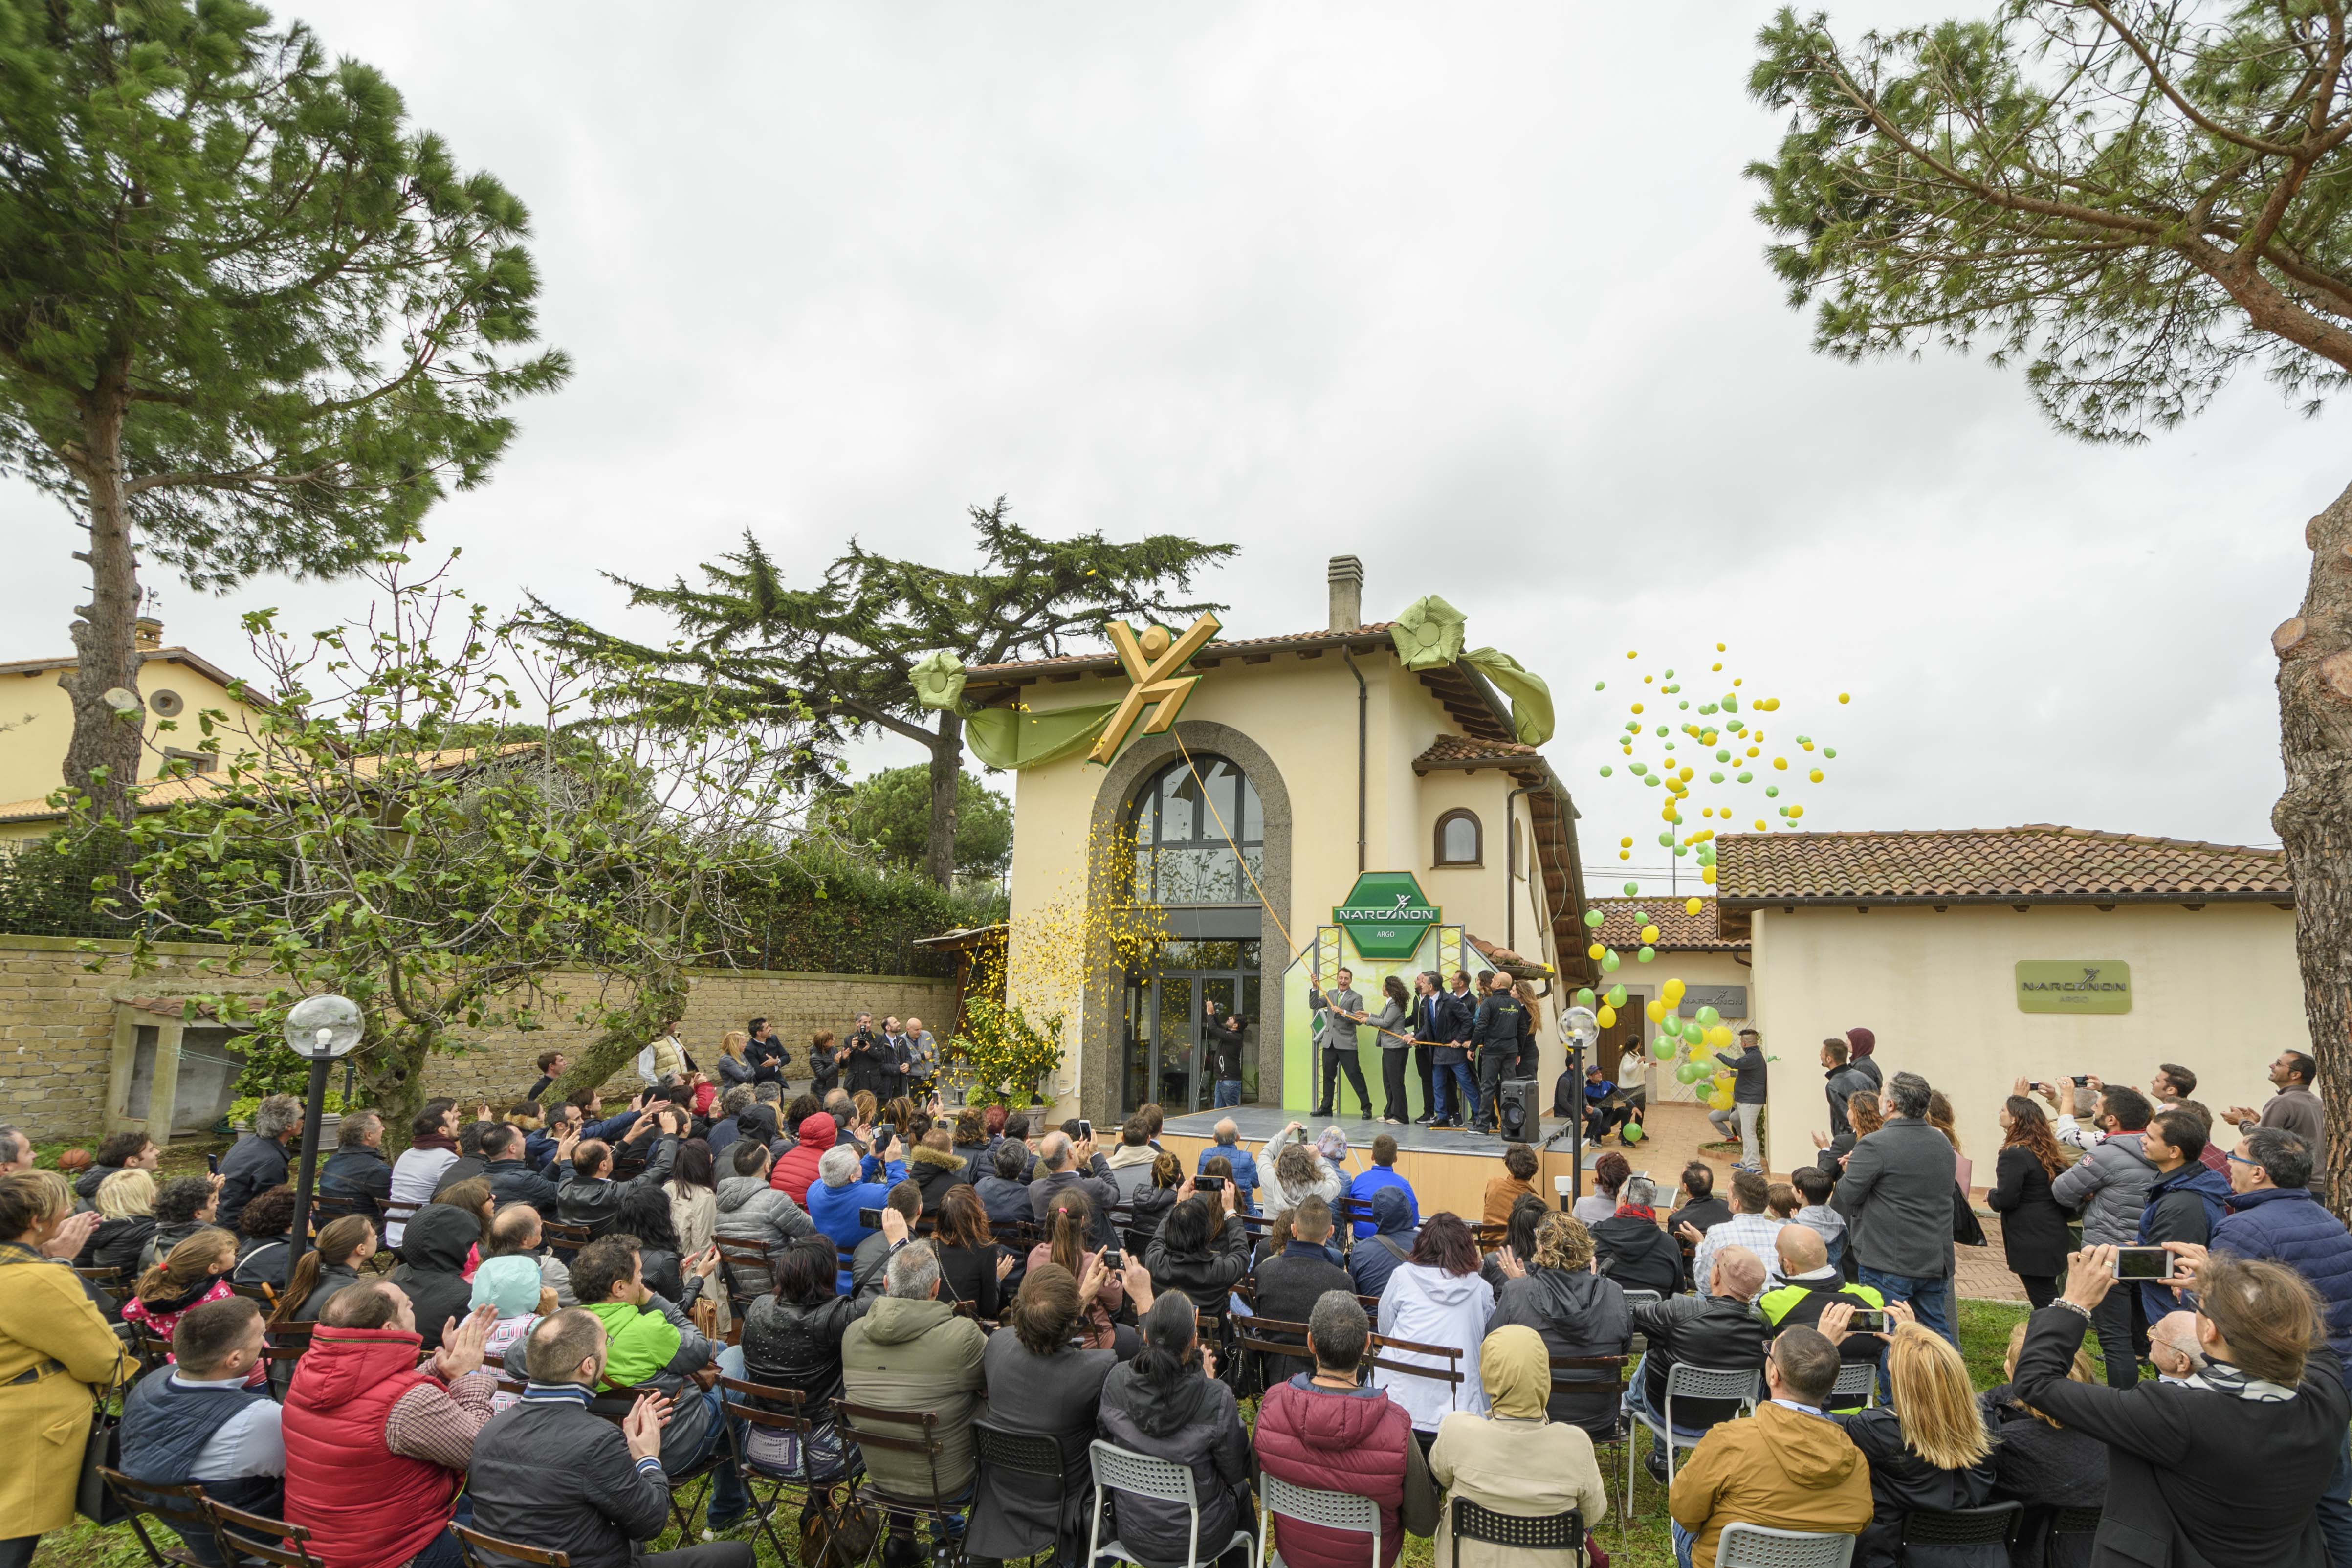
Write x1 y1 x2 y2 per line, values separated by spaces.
1308 966 1373 1121
1423 971 1478 1130
1406 971 1446 1125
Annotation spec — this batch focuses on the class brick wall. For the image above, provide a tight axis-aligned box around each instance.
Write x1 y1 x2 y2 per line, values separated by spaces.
0 934 955 1143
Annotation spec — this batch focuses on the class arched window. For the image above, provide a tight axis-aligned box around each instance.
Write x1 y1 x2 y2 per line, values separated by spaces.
1435 809 1482 867
1131 755 1264 905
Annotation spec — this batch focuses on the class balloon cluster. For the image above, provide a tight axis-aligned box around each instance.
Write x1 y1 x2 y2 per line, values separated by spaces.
1575 893 1707 972
1591 644 1851 869
1569 971 1735 1111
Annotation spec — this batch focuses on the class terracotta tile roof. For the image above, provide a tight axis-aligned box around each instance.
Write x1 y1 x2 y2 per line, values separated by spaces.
1715 825 2291 906
1412 734 1540 771
1588 897 1745 952
0 645 251 692
964 624 1395 679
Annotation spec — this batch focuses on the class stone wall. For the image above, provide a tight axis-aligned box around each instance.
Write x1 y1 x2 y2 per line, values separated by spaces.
0 933 955 1143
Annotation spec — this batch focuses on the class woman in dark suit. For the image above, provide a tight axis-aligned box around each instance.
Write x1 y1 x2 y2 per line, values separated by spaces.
1987 1095 2075 1308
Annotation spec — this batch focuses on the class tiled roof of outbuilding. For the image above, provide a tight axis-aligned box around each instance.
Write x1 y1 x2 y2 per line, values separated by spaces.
1587 897 1746 952
1715 825 2290 906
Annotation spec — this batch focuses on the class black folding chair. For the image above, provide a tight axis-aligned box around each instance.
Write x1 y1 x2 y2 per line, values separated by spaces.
597 1378 727 1537
713 1238 772 1311
451 1526 571 1568
100 1468 228 1568
540 1219 591 1260
972 1419 1078 1568
1451 1497 1584 1568
1901 1502 2022 1553
205 1501 330 1568
2048 1505 2102 1567
1232 1314 1313 1396
720 1375 857 1568
835 1397 967 1568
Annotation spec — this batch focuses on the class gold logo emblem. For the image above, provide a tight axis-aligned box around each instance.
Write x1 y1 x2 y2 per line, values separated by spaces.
1087 613 1222 765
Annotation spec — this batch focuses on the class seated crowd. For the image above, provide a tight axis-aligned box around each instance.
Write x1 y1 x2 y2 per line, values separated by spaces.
15 1037 2352 1568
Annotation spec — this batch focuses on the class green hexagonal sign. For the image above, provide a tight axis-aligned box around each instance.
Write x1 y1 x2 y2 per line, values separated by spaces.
1333 871 1440 961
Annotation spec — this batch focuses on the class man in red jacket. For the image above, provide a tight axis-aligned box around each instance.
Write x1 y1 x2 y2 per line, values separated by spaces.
282 1281 500 1568
1252 1291 1437 1568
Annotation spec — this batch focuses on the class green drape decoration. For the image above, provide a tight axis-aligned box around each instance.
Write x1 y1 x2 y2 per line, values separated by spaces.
1466 647 1555 746
1389 595 1467 670
966 700 1121 771
911 651 967 711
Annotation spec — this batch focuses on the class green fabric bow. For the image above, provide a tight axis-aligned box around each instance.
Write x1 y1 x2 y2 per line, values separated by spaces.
1466 648 1555 746
911 651 967 712
1389 595 1467 670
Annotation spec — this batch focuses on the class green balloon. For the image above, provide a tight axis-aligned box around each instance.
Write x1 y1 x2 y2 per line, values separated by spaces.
1599 765 1613 777
1715 749 1731 762
1650 1035 1678 1061
1601 950 1622 972
1824 746 1838 759
1658 831 1674 847
1622 1121 1646 1144
1622 882 1639 896
1672 844 1689 857
1593 681 1605 691
1583 908 1605 928
1606 984 1627 1008
1765 785 1779 797
1637 946 1656 963
1695 1005 1721 1028
1575 987 1596 1008
1675 1060 1705 1084
1708 772 1724 784
1681 1018 1705 1042
1737 771 1753 783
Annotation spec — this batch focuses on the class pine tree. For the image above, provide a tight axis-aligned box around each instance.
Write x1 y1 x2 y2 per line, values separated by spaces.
0 0 569 819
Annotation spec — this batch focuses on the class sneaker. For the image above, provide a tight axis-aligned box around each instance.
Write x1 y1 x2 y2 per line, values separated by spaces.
1643 1450 1671 1487
1428 1119 1460 1131
702 1514 751 1541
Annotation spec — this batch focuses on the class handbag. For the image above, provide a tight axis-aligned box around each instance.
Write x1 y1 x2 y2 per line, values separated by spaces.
1952 1183 1988 1247
802 1487 879 1568
75 1392 129 1525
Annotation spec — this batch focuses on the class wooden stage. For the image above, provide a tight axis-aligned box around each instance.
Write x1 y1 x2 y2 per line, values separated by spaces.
1159 1104 1606 1223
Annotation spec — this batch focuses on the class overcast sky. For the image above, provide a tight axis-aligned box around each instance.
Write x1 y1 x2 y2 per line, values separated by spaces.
6 2 2337 893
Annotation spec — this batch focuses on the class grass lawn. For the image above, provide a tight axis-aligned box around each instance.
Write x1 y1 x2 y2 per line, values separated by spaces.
33 1299 2037 1568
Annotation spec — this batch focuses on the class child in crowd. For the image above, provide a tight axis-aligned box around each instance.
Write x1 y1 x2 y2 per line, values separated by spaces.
1790 1164 1847 1272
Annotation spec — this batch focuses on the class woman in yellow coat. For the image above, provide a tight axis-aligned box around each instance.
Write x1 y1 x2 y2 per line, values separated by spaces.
0 1170 134 1568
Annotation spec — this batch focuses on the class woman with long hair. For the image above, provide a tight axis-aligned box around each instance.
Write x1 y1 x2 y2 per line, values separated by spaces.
1028 1188 1130 1349
1371 972 1414 1124
740 1236 856 1479
1989 1094 2076 1308
1124 1150 1185 1256
665 1137 720 1258
934 1183 1012 1320
613 1182 688 1301
1486 1212 1631 1439
1814 1086 1885 1171
969 1261 1130 1564
1377 1211 1495 1438
715 1029 755 1089
1980 1319 2107 1568
1140 1186 1248 1315
276 1214 376 1325
1825 1304 1999 1568
1097 1292 1254 1568
124 1226 238 1343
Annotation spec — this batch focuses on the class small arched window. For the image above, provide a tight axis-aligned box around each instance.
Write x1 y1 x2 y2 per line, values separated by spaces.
1435 809 1482 867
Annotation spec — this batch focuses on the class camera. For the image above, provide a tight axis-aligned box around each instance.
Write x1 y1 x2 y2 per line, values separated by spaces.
2113 1247 2174 1281
1077 1119 1093 1142
858 1207 886 1229
1101 1247 1124 1271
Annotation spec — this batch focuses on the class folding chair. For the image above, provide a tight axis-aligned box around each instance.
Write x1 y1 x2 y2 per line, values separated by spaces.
598 1379 726 1537
2048 1505 2102 1567
259 1344 308 1401
1232 1315 1313 1396
1713 1523 1855 1567
1449 1497 1583 1568
205 1502 329 1568
1618 1289 1662 1312
540 1218 591 1260
1827 1358 1878 1411
713 1238 772 1310
132 1328 177 1376
1262 1471 1378 1568
1899 1502 2022 1553
451 1526 571 1568
836 1396 969 1568
100 1468 229 1568
381 1201 422 1255
972 1419 1078 1568
1624 1361 1760 1499
722 1376 856 1568
1086 1439 1253 1568
230 1281 278 1309
1366 1333 1466 1411
74 1265 126 1294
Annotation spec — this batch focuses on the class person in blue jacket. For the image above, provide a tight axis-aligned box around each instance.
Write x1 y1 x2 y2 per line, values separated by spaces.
805 1136 909 1292
1344 1133 1419 1240
1193 1117 1260 1213
2133 1107 2231 1323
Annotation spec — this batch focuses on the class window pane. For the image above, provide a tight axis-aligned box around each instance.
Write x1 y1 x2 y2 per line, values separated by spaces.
1156 845 1235 904
1239 773 1263 844
1160 768 1199 842
1441 815 1479 863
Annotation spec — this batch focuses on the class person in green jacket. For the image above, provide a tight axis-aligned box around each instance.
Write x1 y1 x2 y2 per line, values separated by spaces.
841 1239 989 1558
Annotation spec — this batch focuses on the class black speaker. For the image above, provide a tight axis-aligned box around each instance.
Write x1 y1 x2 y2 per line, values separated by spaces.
1495 1077 1539 1142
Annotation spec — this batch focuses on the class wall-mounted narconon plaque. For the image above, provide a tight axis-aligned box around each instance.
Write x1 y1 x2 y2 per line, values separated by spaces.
2015 960 2132 1015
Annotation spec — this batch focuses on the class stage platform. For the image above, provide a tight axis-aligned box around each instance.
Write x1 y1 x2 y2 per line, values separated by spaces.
1159 1104 1603 1223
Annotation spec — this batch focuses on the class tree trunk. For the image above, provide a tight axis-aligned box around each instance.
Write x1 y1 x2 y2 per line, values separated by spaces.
550 969 689 1106
2273 476 2352 1216
924 712 964 889
60 370 144 823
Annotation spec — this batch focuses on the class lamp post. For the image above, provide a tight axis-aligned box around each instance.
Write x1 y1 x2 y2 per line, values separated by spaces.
284 993 363 1260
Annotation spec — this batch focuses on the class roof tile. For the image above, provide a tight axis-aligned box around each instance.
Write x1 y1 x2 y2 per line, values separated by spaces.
1715 825 2290 905
1588 897 1744 952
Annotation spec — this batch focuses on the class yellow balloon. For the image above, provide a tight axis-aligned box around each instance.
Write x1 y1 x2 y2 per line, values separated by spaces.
1839 692 1850 703
1626 650 1638 659
1703 865 1719 883
1630 702 1645 714
1685 896 1702 916
1754 818 1767 831
1588 942 1605 961
1597 1004 1618 1028
1707 1024 1733 1048
1620 836 1633 847
1773 756 1788 770
1619 850 1630 860
1706 1079 1735 1111
1646 1000 1666 1022
1662 977 1686 1003
1640 923 1661 944
1788 805 1804 820
1809 769 1824 783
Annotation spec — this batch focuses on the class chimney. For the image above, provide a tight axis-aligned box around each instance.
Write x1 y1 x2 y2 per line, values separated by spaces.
1327 555 1363 633
132 616 163 651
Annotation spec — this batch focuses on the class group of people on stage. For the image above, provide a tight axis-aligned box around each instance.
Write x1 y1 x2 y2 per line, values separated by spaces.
1304 965 1545 1133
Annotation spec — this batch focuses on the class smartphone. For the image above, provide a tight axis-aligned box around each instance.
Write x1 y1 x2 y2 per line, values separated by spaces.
1077 1119 1093 1142
1101 1247 1124 1271
1195 1173 1226 1193
205 1153 220 1175
2114 1246 2175 1281
2070 1075 2092 1087
858 1207 886 1229
1848 1308 1886 1334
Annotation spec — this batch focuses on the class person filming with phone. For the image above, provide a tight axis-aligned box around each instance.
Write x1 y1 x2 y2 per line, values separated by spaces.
2047 1082 2158 1388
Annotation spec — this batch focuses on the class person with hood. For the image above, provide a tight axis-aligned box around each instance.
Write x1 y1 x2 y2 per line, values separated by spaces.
1143 1188 1250 1313
969 1262 1127 1565
1098 1292 1255 1568
976 1140 1037 1231
712 1139 817 1302
771 1107 839 1206
1667 1325 1871 1568
2134 1107 2231 1323
143 1176 221 1273
1978 1320 2108 1568
1375 1213 1495 1436
82 1168 159 1279
281 1282 500 1568
740 1237 859 1481
218 1094 300 1234
1843 1026 1881 1089
2048 1082 2158 1386
1346 1133 1419 1240
1257 1292 1438 1568
1123 1151 1186 1257
391 1201 484 1353
908 1126 974 1213
1486 1212 1631 1438
1821 1038 1875 1143
1820 1303 2000 1568
1429 1323 1607 1568
1251 1197 1356 1387
841 1240 989 1560
1104 1113 1161 1199
1589 1174 1684 1298
1255 1126 1345 1215
277 1215 378 1328
1349 1184 1420 1299
808 1140 909 1293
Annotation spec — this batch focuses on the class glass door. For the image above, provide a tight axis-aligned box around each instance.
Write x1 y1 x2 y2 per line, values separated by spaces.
1156 978 1196 1111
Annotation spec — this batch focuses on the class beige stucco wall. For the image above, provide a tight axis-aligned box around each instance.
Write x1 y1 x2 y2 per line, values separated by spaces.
0 933 952 1144
1751 901 2299 1174
0 650 273 819
1003 646 1565 1110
